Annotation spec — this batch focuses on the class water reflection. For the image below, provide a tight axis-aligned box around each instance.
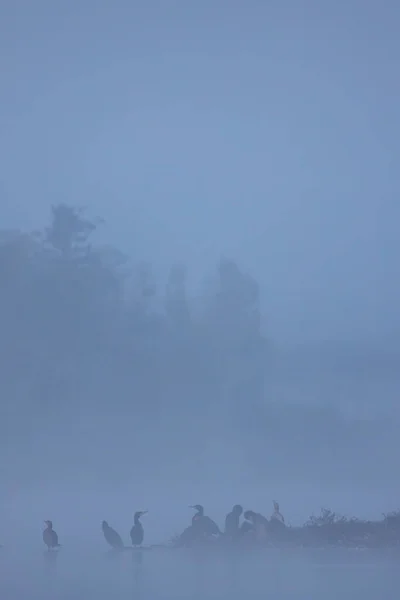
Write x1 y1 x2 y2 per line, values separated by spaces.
43 548 59 575
132 549 144 598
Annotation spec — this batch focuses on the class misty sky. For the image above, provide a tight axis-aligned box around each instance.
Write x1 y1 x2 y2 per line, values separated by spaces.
1 0 399 343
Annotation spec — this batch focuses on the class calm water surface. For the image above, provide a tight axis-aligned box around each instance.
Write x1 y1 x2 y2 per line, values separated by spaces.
1 545 398 599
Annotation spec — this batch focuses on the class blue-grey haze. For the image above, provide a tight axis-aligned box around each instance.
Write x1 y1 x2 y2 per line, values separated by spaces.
1 2 400 598
2 1 400 342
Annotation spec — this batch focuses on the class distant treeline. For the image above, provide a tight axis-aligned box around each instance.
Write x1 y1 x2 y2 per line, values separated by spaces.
1 205 264 464
0 204 396 482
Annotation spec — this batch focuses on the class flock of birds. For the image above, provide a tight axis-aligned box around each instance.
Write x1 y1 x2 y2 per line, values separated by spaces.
103 511 148 549
42 511 148 551
42 503 286 551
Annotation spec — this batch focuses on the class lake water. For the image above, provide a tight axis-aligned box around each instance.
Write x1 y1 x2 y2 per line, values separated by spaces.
1 545 398 599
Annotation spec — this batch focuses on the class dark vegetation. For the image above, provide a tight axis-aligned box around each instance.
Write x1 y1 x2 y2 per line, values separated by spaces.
1 204 267 482
1 204 398 485
171 509 400 550
298 508 400 548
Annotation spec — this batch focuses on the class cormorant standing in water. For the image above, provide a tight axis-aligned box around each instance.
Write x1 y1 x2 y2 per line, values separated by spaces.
130 511 147 546
102 521 124 550
43 521 61 550
190 505 220 536
225 505 243 540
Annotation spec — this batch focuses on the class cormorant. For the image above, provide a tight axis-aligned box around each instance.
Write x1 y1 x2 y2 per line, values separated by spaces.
242 510 269 540
43 520 61 550
130 511 147 546
240 519 254 535
224 504 243 540
190 505 220 536
269 501 286 533
175 525 197 547
271 501 284 523
191 504 204 525
102 521 124 550
176 513 219 548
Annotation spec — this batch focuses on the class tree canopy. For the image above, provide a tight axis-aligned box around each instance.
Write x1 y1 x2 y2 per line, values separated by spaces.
1 204 395 486
1 204 270 481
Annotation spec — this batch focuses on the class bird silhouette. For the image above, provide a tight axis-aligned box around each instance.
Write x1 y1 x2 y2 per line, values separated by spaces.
190 505 220 535
225 504 243 540
43 520 61 550
102 521 124 550
130 511 147 546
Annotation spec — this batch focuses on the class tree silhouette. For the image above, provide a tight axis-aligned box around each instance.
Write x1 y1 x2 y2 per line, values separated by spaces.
2 201 385 485
44 203 99 258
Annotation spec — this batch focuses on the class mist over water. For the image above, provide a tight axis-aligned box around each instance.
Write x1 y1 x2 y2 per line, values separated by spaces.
1 542 399 599
2 1 400 598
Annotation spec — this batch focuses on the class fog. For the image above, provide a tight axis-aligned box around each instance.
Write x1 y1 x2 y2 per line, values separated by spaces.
2 544 398 600
2 1 400 598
